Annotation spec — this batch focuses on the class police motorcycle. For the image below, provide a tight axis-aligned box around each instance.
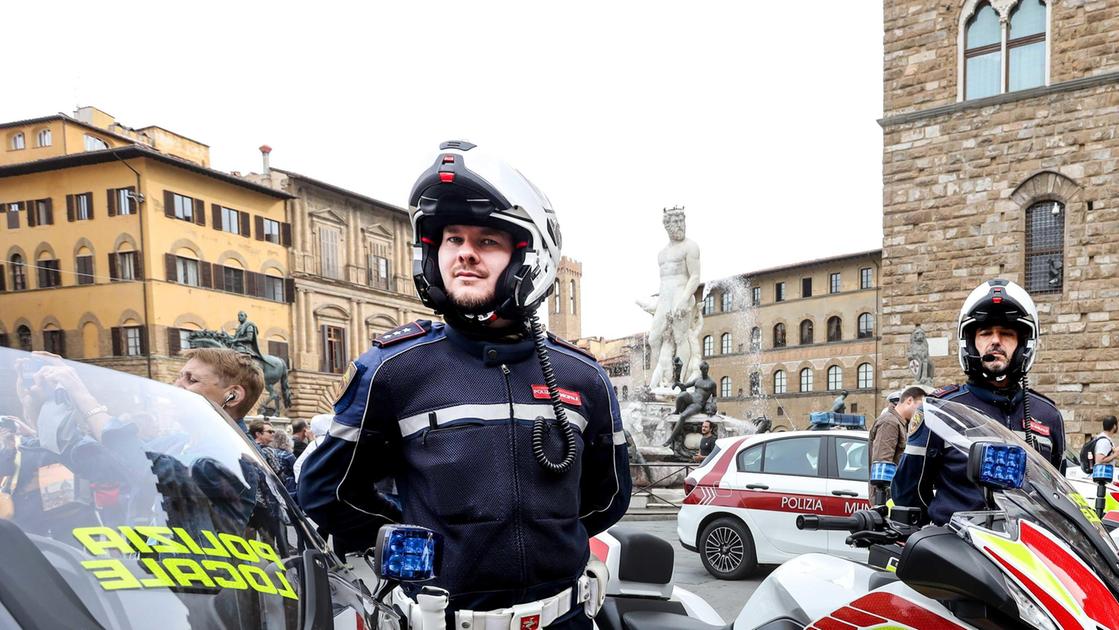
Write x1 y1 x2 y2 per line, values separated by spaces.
0 346 385 629
591 397 1119 630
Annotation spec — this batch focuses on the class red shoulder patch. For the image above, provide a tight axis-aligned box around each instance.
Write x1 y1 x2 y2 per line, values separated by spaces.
373 320 430 347
930 384 960 399
547 332 597 361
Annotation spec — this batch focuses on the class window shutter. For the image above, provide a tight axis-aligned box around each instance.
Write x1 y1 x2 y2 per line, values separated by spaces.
168 328 181 355
27 200 37 227
213 264 225 291
57 330 67 358
126 187 136 216
165 253 177 283
134 251 143 279
0 264 5 292
212 204 221 231
191 198 203 226
85 193 94 220
255 215 264 241
285 278 295 303
44 198 53 224
240 211 250 238
107 188 117 217
200 262 212 288
386 260 392 290
319 325 329 372
111 327 122 356
0 333 7 348
246 271 258 297
66 194 75 222
281 222 292 247
164 190 175 218
108 253 119 281
341 328 348 370
139 326 149 355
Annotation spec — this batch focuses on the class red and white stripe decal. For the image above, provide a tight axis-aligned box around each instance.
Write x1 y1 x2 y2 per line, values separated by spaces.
684 486 869 516
696 437 749 488
1016 519 1119 626
809 591 968 630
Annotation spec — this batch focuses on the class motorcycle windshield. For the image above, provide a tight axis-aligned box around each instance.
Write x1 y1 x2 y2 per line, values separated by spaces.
922 398 1119 596
0 347 327 629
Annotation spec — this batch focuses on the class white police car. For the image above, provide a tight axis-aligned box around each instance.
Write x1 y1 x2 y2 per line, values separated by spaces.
677 430 871 579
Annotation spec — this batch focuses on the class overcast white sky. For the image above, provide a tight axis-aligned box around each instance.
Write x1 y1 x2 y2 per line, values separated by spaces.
4 1 883 339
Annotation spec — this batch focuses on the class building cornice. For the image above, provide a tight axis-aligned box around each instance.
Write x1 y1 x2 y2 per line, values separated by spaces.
879 70 1119 128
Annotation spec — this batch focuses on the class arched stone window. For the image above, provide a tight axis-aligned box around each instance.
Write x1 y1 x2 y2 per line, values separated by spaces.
17 325 32 351
858 363 874 389
9 254 27 290
827 365 843 391
858 313 875 339
702 335 713 357
800 319 813 345
1024 200 1064 293
961 0 1048 101
720 332 732 354
36 129 51 147
827 316 842 342
749 372 761 396
799 368 813 392
773 323 786 348
10 132 25 150
720 376 732 398
750 327 761 352
773 370 787 395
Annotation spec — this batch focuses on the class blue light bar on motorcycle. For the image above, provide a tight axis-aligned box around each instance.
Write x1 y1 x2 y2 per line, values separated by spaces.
870 461 897 484
373 525 442 581
1092 464 1115 484
969 442 1027 490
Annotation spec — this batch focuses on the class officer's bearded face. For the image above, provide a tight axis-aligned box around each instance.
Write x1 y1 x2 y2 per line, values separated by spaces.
438 224 513 311
975 325 1019 376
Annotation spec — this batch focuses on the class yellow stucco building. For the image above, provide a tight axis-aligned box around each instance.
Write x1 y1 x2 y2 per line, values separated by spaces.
0 107 294 393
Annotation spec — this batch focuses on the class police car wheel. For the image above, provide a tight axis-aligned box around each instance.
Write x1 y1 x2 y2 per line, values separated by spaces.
699 517 756 580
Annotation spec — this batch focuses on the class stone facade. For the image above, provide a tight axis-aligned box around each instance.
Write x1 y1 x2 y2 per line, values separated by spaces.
548 256 583 341
699 251 882 428
881 0 1119 444
246 168 437 419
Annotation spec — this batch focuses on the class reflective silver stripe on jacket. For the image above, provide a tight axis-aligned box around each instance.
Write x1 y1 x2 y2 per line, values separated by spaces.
398 403 588 438
329 421 362 443
904 444 927 457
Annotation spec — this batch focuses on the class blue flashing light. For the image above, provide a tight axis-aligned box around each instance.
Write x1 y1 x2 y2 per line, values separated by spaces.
378 526 440 581
870 461 897 483
976 443 1027 490
1092 464 1115 484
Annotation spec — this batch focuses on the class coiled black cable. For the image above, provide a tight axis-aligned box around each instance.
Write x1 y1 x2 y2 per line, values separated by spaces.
528 311 577 474
1021 374 1037 451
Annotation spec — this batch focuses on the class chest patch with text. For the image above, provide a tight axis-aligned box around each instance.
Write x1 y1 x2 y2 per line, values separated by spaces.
531 385 583 406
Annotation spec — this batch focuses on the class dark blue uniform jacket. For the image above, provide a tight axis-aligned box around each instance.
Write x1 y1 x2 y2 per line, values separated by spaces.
298 321 630 612
891 380 1065 526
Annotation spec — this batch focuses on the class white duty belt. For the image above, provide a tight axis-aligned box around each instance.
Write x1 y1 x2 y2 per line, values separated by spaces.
390 559 608 630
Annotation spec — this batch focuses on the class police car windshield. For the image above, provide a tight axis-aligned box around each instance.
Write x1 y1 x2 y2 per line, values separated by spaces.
923 398 1119 593
0 347 322 629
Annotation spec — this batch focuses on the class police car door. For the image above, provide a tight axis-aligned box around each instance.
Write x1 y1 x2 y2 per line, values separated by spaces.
825 434 872 559
733 435 829 556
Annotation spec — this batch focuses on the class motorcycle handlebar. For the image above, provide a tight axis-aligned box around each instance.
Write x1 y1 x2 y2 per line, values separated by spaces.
796 509 883 532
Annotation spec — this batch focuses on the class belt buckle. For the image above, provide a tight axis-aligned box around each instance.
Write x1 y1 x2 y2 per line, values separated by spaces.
509 601 544 630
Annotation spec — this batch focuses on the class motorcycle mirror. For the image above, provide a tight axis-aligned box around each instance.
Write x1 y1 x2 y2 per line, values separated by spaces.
373 525 442 582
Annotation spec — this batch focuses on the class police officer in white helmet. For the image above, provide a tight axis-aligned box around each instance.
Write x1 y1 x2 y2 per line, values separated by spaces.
892 279 1066 526
299 141 629 629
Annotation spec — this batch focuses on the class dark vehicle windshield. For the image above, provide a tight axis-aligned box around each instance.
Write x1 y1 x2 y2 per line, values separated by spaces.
0 347 331 628
922 398 1119 595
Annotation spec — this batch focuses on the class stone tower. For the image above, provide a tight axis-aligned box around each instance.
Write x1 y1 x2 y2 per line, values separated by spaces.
880 0 1119 441
548 257 583 341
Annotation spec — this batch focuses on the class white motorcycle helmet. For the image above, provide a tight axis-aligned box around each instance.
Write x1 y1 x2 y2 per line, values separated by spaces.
957 279 1039 379
409 141 561 326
